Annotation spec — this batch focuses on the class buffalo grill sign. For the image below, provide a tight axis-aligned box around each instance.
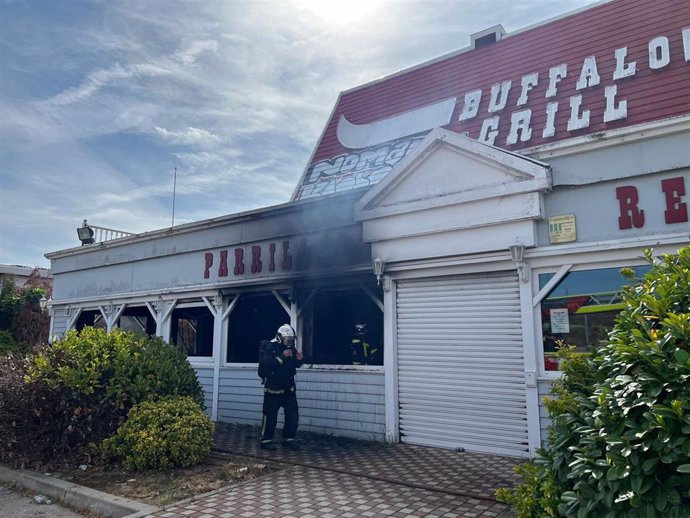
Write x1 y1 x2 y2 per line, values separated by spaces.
295 12 690 200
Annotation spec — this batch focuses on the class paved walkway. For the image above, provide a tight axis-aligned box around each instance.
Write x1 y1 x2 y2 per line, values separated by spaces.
145 423 522 517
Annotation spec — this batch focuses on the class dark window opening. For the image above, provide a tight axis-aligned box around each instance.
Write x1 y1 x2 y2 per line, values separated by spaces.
307 286 383 365
118 306 156 336
171 306 214 357
226 292 289 363
539 265 650 371
474 33 498 48
74 309 106 332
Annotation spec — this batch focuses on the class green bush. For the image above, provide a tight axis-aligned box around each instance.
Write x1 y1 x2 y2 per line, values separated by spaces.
1 327 204 465
0 329 26 355
496 462 561 518
0 353 75 465
101 396 214 471
0 280 22 332
498 247 690 517
27 327 204 410
0 280 49 349
496 345 598 518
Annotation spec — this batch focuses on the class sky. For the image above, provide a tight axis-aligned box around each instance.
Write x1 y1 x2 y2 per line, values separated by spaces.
0 0 596 269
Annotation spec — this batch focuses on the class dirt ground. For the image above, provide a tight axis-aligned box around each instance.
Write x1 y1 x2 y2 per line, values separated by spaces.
47 452 275 507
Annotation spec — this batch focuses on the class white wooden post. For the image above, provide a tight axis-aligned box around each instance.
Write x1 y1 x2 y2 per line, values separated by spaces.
65 307 83 332
518 264 542 456
382 276 399 443
152 300 177 342
203 294 225 421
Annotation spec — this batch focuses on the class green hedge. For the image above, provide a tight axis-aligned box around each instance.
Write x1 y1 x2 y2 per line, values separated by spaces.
1 327 205 465
0 329 26 355
498 247 690 517
101 396 214 471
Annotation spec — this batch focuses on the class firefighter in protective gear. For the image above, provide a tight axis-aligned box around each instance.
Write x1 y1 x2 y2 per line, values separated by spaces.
351 323 379 365
259 324 304 450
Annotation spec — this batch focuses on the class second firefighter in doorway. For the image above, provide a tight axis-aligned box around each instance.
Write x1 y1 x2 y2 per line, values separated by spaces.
351 323 379 365
259 324 304 450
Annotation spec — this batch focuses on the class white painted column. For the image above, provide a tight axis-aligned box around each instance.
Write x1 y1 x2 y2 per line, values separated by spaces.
382 275 399 443
148 300 177 342
161 301 177 343
204 294 224 422
518 264 542 456
290 300 299 351
65 307 83 332
47 305 55 343
101 304 125 332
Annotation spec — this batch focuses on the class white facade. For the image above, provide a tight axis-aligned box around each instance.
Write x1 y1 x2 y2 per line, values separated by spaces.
354 124 688 456
47 120 689 457
45 3 690 457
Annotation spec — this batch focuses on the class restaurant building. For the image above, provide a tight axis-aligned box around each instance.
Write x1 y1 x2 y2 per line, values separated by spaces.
46 0 689 458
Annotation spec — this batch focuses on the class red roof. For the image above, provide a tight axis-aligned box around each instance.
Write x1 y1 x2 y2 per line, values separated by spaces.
295 0 690 199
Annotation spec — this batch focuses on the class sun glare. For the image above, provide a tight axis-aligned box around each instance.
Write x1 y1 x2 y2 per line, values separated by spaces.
293 0 383 25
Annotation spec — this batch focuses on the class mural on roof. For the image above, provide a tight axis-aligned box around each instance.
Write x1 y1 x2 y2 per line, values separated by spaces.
295 133 426 200
293 0 690 200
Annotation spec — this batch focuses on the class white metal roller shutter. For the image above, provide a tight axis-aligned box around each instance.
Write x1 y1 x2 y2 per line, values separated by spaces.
396 271 529 457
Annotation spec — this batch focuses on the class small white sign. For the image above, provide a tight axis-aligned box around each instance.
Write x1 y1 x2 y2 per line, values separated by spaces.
550 308 570 333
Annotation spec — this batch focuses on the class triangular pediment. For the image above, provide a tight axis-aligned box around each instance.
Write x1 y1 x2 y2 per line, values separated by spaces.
355 128 551 220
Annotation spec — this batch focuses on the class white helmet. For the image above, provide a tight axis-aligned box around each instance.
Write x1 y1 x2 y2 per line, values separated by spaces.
276 324 296 344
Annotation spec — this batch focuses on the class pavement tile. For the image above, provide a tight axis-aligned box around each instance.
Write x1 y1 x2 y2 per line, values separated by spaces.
144 423 519 518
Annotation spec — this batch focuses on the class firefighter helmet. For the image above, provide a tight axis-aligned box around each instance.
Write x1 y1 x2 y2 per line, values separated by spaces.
276 324 296 345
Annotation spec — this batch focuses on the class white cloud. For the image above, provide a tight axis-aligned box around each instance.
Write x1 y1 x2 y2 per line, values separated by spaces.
174 40 219 66
44 63 173 106
153 126 222 146
0 0 595 267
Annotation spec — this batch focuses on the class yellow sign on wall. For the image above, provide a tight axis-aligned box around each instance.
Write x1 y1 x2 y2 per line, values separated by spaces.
549 214 577 244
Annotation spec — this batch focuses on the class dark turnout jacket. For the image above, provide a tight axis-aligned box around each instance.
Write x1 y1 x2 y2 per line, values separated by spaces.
260 339 304 392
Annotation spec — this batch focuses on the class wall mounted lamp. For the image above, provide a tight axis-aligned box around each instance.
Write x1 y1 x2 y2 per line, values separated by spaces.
39 295 50 311
372 257 385 285
509 244 524 263
509 244 528 283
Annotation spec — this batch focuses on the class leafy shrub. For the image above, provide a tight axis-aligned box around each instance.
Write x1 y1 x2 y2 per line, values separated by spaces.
0 329 26 355
27 327 204 409
0 354 73 465
496 462 561 518
0 280 49 349
13 304 50 349
101 396 214 471
1 327 204 465
498 247 690 517
0 280 22 331
496 345 599 518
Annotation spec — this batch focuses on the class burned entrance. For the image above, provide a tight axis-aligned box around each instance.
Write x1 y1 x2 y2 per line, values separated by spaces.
226 291 289 363
298 280 383 366
74 305 155 335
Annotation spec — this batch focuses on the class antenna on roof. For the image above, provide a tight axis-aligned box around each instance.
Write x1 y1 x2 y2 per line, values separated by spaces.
171 165 177 227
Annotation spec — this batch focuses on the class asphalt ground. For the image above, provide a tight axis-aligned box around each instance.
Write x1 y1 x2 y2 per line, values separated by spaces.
0 485 84 518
